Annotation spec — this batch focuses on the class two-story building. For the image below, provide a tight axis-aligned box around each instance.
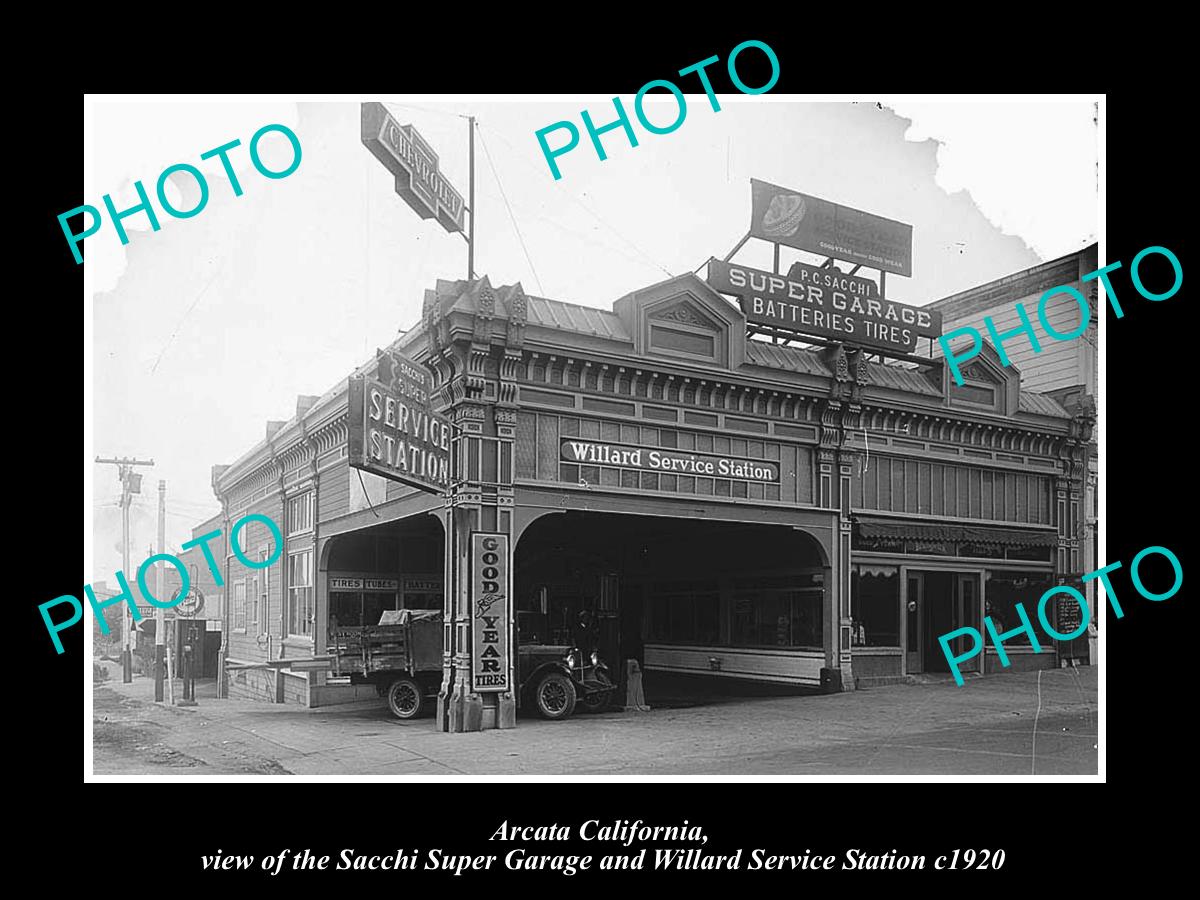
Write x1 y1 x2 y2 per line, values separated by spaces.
207 259 1094 729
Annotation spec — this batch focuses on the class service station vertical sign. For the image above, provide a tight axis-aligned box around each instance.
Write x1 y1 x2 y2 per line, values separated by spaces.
347 352 454 496
471 533 510 693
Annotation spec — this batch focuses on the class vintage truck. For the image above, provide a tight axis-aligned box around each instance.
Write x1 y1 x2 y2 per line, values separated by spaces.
328 608 615 721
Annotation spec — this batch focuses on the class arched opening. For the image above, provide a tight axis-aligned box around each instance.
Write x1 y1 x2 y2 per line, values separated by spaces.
515 511 829 703
321 514 445 632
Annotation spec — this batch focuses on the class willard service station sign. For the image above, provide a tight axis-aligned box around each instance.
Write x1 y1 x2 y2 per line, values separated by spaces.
562 438 779 483
709 179 939 355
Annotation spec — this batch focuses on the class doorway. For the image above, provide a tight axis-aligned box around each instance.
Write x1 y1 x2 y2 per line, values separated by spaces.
904 570 981 675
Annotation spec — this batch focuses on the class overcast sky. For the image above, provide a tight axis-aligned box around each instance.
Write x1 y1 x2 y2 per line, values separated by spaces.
86 96 1097 582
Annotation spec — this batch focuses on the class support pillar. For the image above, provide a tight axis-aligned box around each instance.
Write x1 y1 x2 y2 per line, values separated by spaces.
430 276 523 732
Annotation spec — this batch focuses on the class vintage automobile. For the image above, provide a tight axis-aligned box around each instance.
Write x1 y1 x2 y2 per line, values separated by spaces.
516 610 615 720
328 608 615 721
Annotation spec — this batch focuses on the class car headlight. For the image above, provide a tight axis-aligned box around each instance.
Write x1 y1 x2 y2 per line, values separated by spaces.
590 650 600 666
565 650 579 669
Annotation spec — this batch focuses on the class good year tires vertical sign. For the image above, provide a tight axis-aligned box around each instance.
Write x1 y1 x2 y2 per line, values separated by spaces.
471 533 510 693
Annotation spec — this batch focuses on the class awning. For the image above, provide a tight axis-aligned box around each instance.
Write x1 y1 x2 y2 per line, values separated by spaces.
854 516 1058 548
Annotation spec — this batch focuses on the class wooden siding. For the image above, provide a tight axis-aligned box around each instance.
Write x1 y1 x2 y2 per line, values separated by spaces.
851 454 1051 524
935 280 1096 394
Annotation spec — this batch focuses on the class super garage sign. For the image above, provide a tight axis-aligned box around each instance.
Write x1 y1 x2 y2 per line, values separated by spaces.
707 259 942 354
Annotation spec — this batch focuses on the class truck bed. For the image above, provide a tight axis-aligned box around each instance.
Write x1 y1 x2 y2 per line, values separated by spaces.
329 609 443 678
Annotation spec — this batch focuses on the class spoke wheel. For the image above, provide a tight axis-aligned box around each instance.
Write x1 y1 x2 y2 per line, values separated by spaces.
534 672 577 720
386 678 423 720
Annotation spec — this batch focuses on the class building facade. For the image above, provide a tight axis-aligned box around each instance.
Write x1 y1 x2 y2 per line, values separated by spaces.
927 243 1099 663
211 267 1095 727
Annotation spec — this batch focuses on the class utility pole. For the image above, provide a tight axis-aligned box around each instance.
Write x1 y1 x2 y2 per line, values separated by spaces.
96 456 154 683
156 480 167 702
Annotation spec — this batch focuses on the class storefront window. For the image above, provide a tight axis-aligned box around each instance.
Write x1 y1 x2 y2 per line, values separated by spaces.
646 580 719 644
730 586 822 649
850 565 900 647
329 590 361 628
402 577 443 611
328 576 401 629
363 591 394 627
984 570 1053 644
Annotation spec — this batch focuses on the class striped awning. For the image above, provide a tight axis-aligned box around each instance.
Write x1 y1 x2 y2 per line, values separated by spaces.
854 516 1058 547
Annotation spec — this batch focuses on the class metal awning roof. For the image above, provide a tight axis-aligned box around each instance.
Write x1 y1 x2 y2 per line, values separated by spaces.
854 516 1058 547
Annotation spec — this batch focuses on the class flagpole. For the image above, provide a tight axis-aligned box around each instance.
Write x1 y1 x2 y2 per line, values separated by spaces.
468 116 476 280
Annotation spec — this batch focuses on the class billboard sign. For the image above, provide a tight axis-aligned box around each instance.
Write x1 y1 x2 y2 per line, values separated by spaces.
750 178 913 277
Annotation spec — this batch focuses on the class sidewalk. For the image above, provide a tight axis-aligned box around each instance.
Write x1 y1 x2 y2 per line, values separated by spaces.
92 665 1098 776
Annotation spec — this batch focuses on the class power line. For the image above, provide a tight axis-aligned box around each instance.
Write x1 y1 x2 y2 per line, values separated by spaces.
477 124 545 296
481 123 674 279
383 101 470 122
471 185 660 275
149 264 222 375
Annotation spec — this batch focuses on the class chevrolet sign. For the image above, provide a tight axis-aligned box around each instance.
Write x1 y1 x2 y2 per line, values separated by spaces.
361 102 466 233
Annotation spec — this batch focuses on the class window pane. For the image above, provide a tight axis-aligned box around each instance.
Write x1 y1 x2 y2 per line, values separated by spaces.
731 587 822 649
646 581 718 645
330 591 361 628
851 565 900 647
694 594 719 644
667 595 693 642
985 570 1053 644
288 492 313 535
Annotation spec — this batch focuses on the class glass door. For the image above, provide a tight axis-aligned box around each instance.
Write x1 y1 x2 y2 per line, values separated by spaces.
905 572 922 674
955 573 982 674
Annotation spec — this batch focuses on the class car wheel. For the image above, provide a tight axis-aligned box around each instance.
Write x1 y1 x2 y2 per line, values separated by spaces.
386 677 423 720
580 688 613 713
534 672 577 720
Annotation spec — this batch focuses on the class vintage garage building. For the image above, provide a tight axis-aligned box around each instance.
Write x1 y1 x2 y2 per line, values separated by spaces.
211 265 1095 731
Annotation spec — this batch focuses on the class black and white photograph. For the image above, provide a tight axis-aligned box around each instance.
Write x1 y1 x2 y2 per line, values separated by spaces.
76 92 1108 780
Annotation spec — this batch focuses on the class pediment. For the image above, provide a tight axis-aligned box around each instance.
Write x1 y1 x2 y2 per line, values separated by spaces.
649 299 721 330
945 341 1021 415
613 273 745 370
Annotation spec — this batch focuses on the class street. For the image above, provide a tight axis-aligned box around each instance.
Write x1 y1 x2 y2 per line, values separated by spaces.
92 665 1097 775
